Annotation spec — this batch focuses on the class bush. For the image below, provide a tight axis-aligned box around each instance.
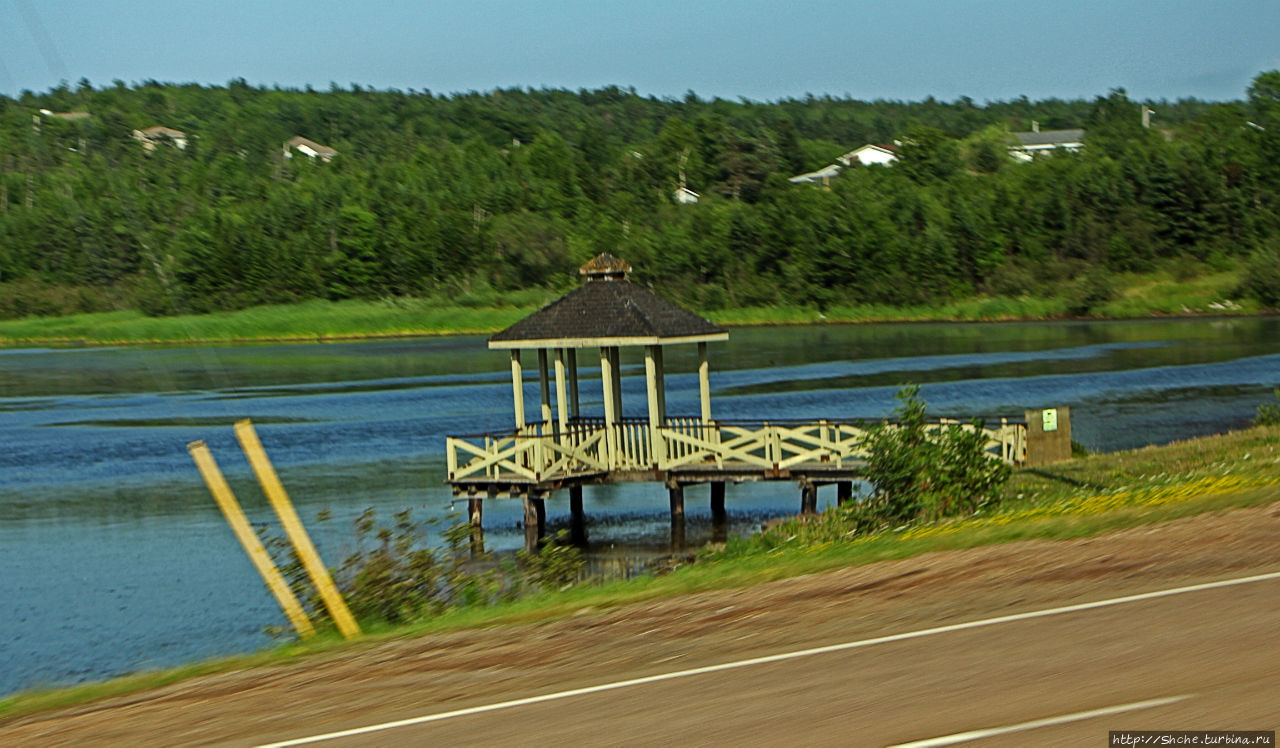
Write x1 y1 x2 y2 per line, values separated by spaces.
328 509 492 624
264 507 584 632
1063 270 1116 316
515 530 584 591
981 259 1040 298
854 385 1011 528
1256 389 1280 427
1239 249 1280 308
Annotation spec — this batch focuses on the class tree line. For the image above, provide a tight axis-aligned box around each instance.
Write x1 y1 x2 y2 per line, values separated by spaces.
0 73 1277 318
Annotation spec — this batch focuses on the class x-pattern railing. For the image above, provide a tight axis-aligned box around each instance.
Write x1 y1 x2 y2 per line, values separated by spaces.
448 416 1026 484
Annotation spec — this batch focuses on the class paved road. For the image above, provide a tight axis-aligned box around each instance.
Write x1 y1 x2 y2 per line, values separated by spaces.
265 575 1280 747
7 503 1279 747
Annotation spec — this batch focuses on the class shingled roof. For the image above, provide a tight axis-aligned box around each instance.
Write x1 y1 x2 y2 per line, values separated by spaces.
1012 128 1085 147
488 254 728 349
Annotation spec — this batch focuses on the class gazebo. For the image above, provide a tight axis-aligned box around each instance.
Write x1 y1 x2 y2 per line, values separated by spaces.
446 254 1029 551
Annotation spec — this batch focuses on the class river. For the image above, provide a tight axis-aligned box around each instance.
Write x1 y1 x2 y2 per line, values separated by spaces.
2 317 1279 695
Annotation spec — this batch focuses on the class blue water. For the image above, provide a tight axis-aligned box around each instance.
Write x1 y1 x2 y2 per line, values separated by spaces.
2 317 1279 695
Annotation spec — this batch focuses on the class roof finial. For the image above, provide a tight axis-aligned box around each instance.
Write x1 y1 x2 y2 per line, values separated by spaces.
579 253 631 281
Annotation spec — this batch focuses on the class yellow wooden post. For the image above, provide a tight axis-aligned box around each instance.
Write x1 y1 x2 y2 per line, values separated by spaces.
234 420 362 639
698 342 712 423
644 345 666 468
537 348 553 432
553 348 569 439
187 440 315 639
600 346 617 468
510 350 525 429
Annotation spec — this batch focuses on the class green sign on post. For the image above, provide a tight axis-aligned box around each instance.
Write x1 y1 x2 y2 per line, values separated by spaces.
1042 408 1058 432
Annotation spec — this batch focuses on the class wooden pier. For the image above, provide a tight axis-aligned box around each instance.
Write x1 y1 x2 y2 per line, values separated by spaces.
445 254 1038 552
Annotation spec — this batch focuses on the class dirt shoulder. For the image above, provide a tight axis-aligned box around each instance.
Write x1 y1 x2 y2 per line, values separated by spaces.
4 499 1280 746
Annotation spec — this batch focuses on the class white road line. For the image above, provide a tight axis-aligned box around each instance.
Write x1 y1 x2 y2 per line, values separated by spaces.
257 569 1280 747
886 695 1192 747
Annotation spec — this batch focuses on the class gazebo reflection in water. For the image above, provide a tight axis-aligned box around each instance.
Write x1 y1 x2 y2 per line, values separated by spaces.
446 254 1029 552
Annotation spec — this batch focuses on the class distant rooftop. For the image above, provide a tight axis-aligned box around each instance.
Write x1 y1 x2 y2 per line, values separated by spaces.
1012 129 1084 147
39 109 90 120
285 135 338 157
135 126 186 139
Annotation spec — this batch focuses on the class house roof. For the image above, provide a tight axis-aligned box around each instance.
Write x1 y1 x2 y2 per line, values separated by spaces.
285 135 338 156
488 254 727 349
39 109 90 120
136 126 186 139
841 144 896 158
788 163 843 184
1012 129 1084 147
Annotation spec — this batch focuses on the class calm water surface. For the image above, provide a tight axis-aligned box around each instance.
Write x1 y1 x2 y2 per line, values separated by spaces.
2 318 1279 695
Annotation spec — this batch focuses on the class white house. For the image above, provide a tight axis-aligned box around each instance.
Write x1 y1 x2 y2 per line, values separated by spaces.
837 144 897 167
132 126 188 151
38 108 90 121
1008 127 1084 162
284 135 338 162
673 186 700 204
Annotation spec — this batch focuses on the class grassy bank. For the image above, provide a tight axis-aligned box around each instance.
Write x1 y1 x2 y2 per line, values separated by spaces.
0 298 544 346
3 424 1277 719
0 266 1257 346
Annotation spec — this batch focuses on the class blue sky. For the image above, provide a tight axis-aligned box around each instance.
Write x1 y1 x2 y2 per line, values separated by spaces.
1 1 1277 102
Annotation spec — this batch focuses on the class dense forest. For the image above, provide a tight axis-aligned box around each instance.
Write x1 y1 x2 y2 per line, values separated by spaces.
0 72 1278 319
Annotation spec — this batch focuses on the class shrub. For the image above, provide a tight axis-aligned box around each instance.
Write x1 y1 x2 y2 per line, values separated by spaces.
515 530 584 591
1063 270 1116 316
1256 389 1280 427
982 259 1040 298
1239 249 1280 308
264 507 584 632
854 385 1011 528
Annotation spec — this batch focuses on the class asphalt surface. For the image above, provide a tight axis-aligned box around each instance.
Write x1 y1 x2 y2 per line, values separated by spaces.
5 500 1279 747
269 576 1280 746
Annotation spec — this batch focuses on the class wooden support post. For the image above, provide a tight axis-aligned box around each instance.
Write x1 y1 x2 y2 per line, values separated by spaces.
188 440 315 639
600 347 618 467
537 348 552 430
698 341 712 423
553 348 569 438
710 481 726 523
235 420 361 639
800 481 818 515
569 485 586 547
567 348 580 420
468 497 484 554
669 484 686 551
523 496 545 554
837 481 854 506
510 351 525 429
644 345 666 468
710 481 727 542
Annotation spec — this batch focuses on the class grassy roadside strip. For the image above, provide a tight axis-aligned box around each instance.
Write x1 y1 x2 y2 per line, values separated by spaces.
0 267 1256 346
2 425 1276 721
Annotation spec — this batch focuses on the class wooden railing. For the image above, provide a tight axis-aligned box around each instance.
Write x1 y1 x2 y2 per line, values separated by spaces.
447 416 1027 483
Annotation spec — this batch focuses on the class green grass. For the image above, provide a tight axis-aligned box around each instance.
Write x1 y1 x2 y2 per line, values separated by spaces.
0 298 544 345
3 425 1277 721
1098 267 1248 317
0 267 1259 346
708 267 1254 328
